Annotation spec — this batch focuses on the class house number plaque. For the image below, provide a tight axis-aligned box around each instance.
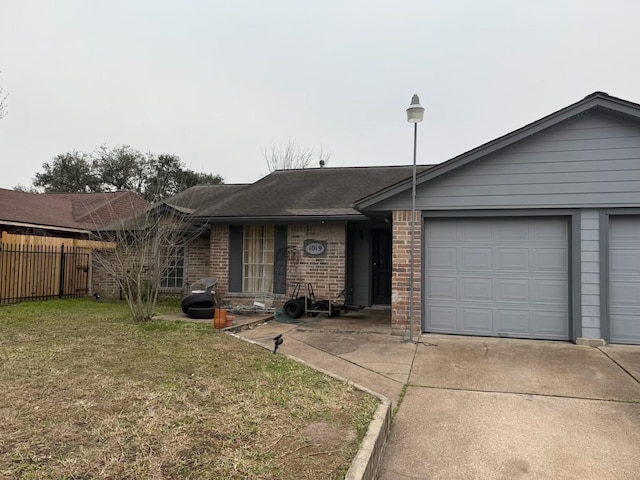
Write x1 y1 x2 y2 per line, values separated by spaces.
303 240 328 258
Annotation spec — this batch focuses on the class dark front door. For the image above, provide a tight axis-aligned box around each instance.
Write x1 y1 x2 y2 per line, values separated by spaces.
372 229 392 304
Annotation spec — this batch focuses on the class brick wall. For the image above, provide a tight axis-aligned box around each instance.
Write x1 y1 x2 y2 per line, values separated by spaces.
186 234 211 288
391 210 422 335
210 225 230 297
287 223 347 301
92 234 211 301
91 249 121 299
209 223 347 306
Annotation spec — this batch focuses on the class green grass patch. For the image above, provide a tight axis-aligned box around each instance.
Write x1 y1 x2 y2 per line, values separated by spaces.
0 298 379 479
393 383 409 415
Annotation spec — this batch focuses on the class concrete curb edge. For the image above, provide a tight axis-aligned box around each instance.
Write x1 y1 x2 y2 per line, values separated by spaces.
229 332 393 480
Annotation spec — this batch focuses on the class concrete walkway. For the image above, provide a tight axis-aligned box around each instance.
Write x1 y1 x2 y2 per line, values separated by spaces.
235 312 640 480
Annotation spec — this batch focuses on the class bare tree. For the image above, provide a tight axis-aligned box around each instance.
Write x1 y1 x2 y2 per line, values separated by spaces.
90 202 207 322
84 184 214 322
262 139 332 172
0 78 7 120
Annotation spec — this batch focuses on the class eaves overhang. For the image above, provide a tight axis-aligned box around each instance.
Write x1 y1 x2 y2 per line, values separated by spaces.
355 91 640 210
0 220 92 234
194 213 372 224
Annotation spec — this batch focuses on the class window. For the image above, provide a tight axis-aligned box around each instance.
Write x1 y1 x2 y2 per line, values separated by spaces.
243 225 274 293
161 246 185 289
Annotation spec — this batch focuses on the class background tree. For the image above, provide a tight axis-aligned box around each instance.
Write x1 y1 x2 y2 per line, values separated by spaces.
12 184 39 193
93 144 147 192
33 151 100 193
31 145 223 201
144 154 223 202
263 139 332 172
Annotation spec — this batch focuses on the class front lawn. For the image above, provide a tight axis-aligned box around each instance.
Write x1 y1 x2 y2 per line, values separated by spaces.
0 299 378 479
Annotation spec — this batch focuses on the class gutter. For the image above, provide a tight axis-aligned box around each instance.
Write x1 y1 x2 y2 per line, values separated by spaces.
193 214 372 224
0 220 91 235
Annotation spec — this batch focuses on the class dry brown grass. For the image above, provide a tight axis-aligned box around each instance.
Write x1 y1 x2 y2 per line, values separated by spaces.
0 299 379 479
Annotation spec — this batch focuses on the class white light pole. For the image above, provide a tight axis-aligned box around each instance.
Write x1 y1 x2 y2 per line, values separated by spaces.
406 94 424 343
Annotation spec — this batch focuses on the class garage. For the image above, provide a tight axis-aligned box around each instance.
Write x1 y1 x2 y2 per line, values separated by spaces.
609 216 640 344
425 217 569 340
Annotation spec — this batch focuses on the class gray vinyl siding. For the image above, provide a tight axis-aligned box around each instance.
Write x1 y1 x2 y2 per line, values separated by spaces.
377 111 640 211
580 209 601 339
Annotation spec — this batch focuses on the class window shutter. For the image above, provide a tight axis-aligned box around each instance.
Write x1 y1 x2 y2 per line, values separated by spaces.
273 225 288 294
228 225 243 292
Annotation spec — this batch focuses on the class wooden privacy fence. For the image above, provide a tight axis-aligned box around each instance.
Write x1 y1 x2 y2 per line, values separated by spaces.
0 233 97 304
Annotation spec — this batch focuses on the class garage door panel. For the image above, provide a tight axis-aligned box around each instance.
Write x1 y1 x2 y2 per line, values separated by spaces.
609 282 640 306
427 276 457 300
427 247 457 270
610 250 640 274
531 310 569 338
496 248 529 271
460 277 492 301
425 217 569 340
460 248 492 270
532 279 568 304
459 308 494 333
460 221 493 241
427 222 457 241
533 220 569 241
610 218 640 239
534 249 568 272
494 220 530 241
495 309 530 334
609 310 640 343
495 278 530 303
427 306 457 330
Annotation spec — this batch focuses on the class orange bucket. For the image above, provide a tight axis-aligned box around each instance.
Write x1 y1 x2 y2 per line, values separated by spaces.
213 308 227 329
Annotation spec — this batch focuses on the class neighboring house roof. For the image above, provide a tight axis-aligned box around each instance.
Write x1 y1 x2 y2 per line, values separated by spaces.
356 91 640 209
191 166 434 222
110 184 249 230
0 189 149 233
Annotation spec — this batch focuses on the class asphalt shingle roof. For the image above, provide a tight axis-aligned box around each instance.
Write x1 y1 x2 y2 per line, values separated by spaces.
192 165 433 219
0 189 149 231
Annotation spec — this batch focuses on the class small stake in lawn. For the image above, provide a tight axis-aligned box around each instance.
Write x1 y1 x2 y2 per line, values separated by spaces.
273 334 283 354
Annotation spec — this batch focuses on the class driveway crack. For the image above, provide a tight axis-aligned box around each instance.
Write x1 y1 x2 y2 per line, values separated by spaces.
408 383 640 404
597 347 640 386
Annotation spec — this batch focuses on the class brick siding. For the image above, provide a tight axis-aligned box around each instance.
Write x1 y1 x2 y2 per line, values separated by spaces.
209 223 347 307
91 249 121 299
287 223 346 301
186 234 211 288
391 210 422 334
210 225 230 297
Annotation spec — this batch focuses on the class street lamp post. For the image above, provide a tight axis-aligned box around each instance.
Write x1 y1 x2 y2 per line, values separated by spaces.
406 94 424 343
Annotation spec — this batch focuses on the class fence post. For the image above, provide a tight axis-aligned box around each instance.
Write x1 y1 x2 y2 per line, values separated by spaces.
59 244 65 298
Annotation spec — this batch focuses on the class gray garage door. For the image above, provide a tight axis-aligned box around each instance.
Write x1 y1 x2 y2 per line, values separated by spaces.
425 217 569 340
609 216 640 344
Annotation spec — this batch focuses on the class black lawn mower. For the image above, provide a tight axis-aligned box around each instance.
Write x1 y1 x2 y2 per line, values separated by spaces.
282 282 364 319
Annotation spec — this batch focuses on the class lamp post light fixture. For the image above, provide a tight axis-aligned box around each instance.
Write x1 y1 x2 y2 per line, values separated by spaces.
406 94 424 343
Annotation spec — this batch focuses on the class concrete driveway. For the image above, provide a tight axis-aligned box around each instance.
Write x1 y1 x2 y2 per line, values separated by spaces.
378 336 640 480
234 312 640 480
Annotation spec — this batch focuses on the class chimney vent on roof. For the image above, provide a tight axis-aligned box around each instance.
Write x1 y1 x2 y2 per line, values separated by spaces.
319 160 325 168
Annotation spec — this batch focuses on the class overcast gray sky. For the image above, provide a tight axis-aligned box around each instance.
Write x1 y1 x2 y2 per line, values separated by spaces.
1 0 640 190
